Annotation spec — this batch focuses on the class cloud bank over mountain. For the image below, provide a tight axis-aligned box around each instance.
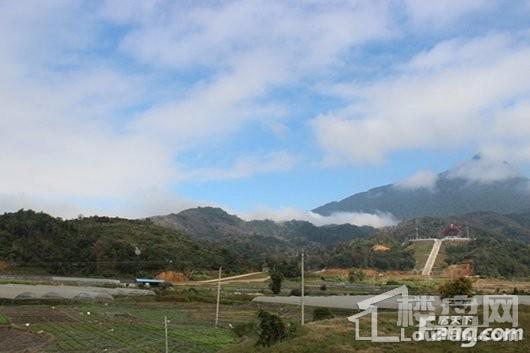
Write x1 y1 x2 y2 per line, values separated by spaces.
395 170 439 191
314 156 530 219
242 208 398 228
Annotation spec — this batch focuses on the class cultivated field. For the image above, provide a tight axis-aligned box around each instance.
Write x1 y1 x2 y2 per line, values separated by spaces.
0 301 249 352
0 273 529 352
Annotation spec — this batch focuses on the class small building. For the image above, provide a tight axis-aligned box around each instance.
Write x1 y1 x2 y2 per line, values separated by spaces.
135 278 167 287
443 223 462 237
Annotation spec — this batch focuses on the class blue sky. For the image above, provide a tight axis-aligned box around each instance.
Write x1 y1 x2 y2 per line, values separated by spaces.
2 1 530 225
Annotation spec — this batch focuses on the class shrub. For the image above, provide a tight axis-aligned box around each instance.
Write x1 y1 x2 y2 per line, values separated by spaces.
386 280 400 285
290 288 301 296
438 277 474 298
256 310 286 347
313 307 334 321
232 322 257 337
320 284 327 291
269 271 283 294
289 287 309 296
348 268 365 283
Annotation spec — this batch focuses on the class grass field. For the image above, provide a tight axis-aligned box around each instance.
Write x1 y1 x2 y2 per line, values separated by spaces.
407 240 435 272
221 305 530 353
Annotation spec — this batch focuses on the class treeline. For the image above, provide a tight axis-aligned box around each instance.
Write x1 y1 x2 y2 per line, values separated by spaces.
0 210 418 277
327 239 415 271
0 210 263 276
445 236 530 278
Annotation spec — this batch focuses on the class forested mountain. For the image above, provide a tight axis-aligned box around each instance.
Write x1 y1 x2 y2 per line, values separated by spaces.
381 211 530 244
376 211 530 277
150 207 375 245
2 208 530 278
0 208 374 277
0 210 261 276
314 155 530 219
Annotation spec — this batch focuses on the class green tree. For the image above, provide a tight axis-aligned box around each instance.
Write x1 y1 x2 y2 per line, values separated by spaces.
313 307 334 321
348 268 365 283
256 310 286 347
438 277 474 298
269 271 283 294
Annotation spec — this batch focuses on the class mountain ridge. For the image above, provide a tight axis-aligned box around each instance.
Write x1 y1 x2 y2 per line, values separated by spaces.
313 156 530 219
150 206 376 245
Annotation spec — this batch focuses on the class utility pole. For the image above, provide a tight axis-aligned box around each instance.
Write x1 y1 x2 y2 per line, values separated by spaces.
215 266 222 327
301 251 305 326
466 225 470 238
164 316 169 353
415 219 419 240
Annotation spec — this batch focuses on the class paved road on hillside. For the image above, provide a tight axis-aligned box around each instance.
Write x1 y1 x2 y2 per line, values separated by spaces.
422 239 442 276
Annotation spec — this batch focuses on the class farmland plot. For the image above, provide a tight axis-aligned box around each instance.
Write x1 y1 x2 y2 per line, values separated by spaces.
0 302 246 353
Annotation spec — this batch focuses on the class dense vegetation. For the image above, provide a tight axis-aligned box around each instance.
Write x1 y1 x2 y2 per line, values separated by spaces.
438 277 474 298
0 210 385 277
2 208 530 278
445 236 530 278
0 210 256 276
328 239 415 271
151 207 375 246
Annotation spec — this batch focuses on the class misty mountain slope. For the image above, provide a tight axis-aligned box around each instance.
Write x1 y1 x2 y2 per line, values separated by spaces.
314 156 530 219
150 207 375 245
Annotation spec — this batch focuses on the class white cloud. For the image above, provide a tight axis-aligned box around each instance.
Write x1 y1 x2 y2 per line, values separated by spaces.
109 1 393 71
395 170 439 191
312 32 530 165
2 1 529 220
403 0 493 28
120 1 395 144
447 155 520 183
0 1 395 219
0 190 198 220
492 100 530 138
2 0 413 222
186 152 297 181
242 207 398 228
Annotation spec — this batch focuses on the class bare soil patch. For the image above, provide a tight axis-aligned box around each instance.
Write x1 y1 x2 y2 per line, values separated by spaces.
155 271 188 283
475 278 530 293
0 327 52 352
441 262 473 277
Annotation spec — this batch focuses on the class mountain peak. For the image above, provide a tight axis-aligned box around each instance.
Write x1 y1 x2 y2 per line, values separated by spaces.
314 157 530 219
446 155 521 183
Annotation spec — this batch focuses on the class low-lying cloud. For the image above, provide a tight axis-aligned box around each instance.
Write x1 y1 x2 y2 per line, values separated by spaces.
242 207 398 228
395 170 439 191
447 155 521 183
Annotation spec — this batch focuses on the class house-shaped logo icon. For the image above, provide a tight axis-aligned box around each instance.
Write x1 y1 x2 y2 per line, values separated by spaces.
347 285 409 342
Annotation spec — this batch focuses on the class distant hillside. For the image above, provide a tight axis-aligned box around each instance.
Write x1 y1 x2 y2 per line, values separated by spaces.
150 206 375 246
380 211 530 244
375 211 530 277
0 210 253 276
313 155 530 219
2 208 530 278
